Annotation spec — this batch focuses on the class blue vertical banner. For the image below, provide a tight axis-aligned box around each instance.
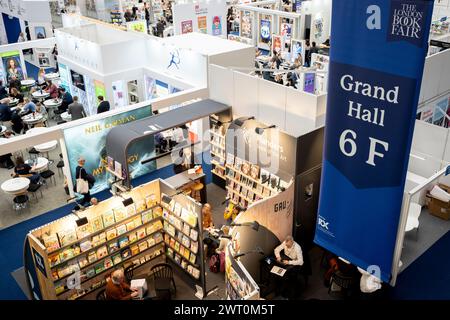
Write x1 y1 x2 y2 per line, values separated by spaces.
315 0 434 282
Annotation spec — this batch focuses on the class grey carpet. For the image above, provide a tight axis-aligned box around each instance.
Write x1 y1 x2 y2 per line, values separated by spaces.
11 267 31 300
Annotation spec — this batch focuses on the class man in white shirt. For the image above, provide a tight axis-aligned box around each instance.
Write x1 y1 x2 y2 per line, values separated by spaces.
274 235 304 266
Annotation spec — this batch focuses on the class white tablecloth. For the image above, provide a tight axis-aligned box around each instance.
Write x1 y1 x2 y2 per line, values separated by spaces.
61 111 71 122
32 91 50 99
22 113 44 124
25 157 49 172
44 73 60 81
1 178 30 195
26 127 58 151
44 99 62 108
8 98 19 107
21 79 35 87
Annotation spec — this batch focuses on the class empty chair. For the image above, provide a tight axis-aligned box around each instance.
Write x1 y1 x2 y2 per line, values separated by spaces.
328 270 356 299
149 263 176 299
13 194 29 212
28 147 40 159
27 183 43 202
40 169 56 187
405 202 421 239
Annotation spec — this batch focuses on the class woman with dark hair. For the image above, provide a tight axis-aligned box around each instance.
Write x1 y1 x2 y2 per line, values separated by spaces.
9 88 24 103
12 156 41 184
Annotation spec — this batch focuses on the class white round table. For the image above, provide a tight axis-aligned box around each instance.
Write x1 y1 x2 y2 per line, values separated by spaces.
0 125 6 135
1 177 30 195
32 91 50 101
25 157 49 172
8 98 19 107
21 79 35 87
26 127 49 135
44 99 62 120
34 140 58 153
22 113 45 126
61 111 72 122
44 73 60 81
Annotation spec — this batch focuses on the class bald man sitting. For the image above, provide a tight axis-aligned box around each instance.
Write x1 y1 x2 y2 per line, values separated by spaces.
105 269 138 300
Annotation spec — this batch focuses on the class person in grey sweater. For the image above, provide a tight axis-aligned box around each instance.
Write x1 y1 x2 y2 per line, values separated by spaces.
68 96 87 121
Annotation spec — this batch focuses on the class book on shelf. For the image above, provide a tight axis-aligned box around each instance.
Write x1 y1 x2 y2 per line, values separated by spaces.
102 210 115 227
92 232 107 247
126 204 136 216
126 221 135 231
96 245 108 259
250 164 260 180
113 207 127 222
167 247 174 258
176 230 183 242
181 208 197 228
241 161 251 175
112 253 122 265
106 228 117 241
183 223 190 236
121 248 132 259
129 232 137 243
94 262 105 274
174 254 181 264
190 253 197 265
79 239 92 252
141 210 153 224
154 232 163 243
78 256 88 268
90 215 104 233
138 241 148 252
116 224 127 236
169 238 175 248
182 235 190 248
59 246 78 262
136 228 146 240
190 241 198 254
132 216 142 227
87 251 97 264
130 245 139 256
147 237 156 247
191 267 200 279
183 247 190 260
104 257 113 270
132 259 141 267
58 229 77 247
139 256 146 264
174 241 180 252
109 241 119 253
190 229 198 241
86 268 95 278
135 199 147 213
48 253 60 267
118 236 129 248
43 234 60 252
145 194 158 208
76 223 91 239
181 260 188 270
174 203 182 216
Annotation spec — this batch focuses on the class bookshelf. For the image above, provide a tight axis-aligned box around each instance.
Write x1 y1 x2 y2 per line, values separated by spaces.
209 124 227 184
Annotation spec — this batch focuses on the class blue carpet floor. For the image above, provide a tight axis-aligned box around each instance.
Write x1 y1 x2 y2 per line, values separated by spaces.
388 230 450 300
0 161 211 300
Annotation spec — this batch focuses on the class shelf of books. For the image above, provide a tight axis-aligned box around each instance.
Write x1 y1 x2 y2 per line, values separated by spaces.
26 180 166 300
209 123 227 181
159 192 204 282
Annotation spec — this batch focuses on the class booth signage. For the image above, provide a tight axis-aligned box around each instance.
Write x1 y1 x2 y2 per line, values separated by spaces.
315 0 434 282
32 248 47 277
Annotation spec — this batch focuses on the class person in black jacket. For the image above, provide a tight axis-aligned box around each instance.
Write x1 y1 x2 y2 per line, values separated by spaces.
8 76 21 92
97 96 110 114
75 157 92 206
0 98 12 122
0 80 8 99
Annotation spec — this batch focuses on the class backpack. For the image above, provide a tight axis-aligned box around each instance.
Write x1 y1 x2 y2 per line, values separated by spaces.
209 254 220 273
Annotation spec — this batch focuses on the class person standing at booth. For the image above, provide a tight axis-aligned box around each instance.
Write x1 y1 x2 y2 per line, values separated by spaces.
75 157 92 206
97 95 110 114
68 96 87 120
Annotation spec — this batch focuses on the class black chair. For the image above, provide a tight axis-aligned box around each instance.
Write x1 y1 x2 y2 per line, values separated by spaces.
124 263 135 283
149 263 176 299
28 147 40 159
13 194 29 212
27 183 43 202
40 169 56 187
96 289 107 300
328 271 356 299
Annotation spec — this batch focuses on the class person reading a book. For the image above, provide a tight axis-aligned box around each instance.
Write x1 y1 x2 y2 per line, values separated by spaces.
106 269 138 300
274 235 303 266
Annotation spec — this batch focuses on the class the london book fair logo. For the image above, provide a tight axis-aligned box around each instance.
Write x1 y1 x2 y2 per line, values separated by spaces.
388 0 428 47
167 50 180 69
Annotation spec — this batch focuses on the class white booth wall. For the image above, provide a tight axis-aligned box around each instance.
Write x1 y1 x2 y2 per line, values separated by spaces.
208 64 326 137
301 0 332 44
172 0 227 38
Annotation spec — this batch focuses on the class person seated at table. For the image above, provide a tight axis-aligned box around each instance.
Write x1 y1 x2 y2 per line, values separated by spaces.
271 51 282 69
10 111 24 134
35 102 47 117
45 80 59 99
9 88 24 103
58 87 72 112
0 80 8 100
11 156 42 184
0 98 12 122
275 235 303 267
19 97 36 116
292 57 302 70
37 68 46 89
105 269 138 300
8 75 21 92
273 73 284 85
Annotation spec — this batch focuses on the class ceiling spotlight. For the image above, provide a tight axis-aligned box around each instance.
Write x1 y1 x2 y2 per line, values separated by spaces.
255 125 276 135
234 116 255 127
